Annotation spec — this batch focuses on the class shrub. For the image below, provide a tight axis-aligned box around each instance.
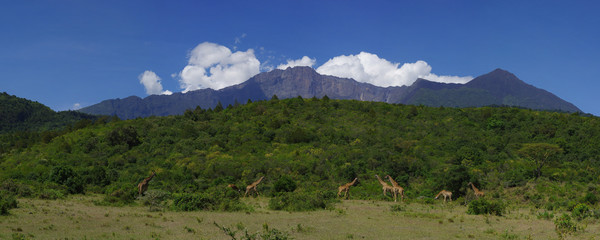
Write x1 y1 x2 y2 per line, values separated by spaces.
96 183 136 206
273 175 297 193
269 191 337 211
467 199 505 216
571 203 591 220
0 179 33 197
583 192 598 205
172 193 215 211
38 189 65 200
139 190 169 212
49 165 84 194
554 213 578 240
0 191 18 215
172 192 250 212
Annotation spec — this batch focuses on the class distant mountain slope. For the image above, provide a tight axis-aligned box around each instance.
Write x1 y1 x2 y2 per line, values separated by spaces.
79 67 581 119
407 69 581 111
0 92 98 133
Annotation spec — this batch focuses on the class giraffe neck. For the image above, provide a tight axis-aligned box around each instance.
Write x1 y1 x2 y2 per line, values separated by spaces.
387 176 399 187
254 177 264 186
349 178 357 186
146 173 155 182
470 183 479 193
375 175 388 186
436 191 443 198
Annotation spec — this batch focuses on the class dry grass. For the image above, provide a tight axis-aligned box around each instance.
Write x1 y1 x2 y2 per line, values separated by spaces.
1 195 599 239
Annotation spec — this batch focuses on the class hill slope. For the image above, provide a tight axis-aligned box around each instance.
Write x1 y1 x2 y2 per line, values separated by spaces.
2 98 599 207
79 67 581 119
0 92 98 133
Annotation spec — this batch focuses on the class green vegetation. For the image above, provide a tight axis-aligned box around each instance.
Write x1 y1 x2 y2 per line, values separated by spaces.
0 92 101 153
0 191 18 215
467 198 506 216
1 96 600 217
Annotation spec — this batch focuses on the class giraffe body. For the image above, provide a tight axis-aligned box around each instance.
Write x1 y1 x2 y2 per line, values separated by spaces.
137 171 155 196
245 176 264 197
468 182 485 198
435 190 452 202
385 175 405 202
375 175 395 201
337 178 358 199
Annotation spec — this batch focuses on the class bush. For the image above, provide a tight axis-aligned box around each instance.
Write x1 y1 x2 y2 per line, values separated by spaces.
554 214 578 239
172 192 216 211
273 175 297 193
0 179 33 197
49 165 84 194
38 189 65 200
583 192 598 205
139 190 169 212
467 199 505 216
96 183 136 206
0 191 18 215
269 191 337 211
571 203 591 220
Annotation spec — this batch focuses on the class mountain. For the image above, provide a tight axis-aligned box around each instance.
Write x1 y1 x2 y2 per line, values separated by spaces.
406 69 581 111
0 92 98 133
79 67 581 119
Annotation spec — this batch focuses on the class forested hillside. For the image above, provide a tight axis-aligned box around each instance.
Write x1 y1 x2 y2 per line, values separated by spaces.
0 92 98 134
0 92 104 155
1 96 599 210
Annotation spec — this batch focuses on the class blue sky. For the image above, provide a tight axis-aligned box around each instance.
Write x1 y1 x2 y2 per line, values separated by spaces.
1 0 599 115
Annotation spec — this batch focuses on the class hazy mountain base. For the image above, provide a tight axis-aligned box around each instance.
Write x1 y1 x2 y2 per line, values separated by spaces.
2 195 599 240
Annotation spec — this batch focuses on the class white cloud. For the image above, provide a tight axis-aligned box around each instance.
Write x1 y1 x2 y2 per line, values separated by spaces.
421 73 473 84
178 42 260 92
138 70 172 95
277 56 316 70
316 52 472 87
72 103 81 110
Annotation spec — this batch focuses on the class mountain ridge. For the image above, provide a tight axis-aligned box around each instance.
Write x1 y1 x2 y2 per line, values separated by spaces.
79 67 581 119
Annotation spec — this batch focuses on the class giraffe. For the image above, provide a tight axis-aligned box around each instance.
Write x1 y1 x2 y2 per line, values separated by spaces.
468 182 485 199
435 190 452 202
375 175 395 201
337 178 358 199
244 176 265 197
385 175 405 202
137 171 155 197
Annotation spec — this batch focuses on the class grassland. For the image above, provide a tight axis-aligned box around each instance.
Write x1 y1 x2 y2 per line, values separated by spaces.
1 195 599 240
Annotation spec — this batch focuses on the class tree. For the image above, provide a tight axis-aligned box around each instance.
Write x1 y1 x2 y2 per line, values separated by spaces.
518 143 563 179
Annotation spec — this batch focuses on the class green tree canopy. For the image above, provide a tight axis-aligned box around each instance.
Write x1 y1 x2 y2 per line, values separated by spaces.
518 143 563 179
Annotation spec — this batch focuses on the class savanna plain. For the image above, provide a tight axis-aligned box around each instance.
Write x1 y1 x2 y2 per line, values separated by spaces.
2 195 599 240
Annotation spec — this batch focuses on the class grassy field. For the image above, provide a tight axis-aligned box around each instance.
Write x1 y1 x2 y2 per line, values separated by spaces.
1 195 599 240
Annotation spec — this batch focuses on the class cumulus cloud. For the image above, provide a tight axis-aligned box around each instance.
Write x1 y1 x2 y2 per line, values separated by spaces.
178 42 260 92
277 56 316 70
316 52 472 87
421 73 473 84
138 70 172 95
